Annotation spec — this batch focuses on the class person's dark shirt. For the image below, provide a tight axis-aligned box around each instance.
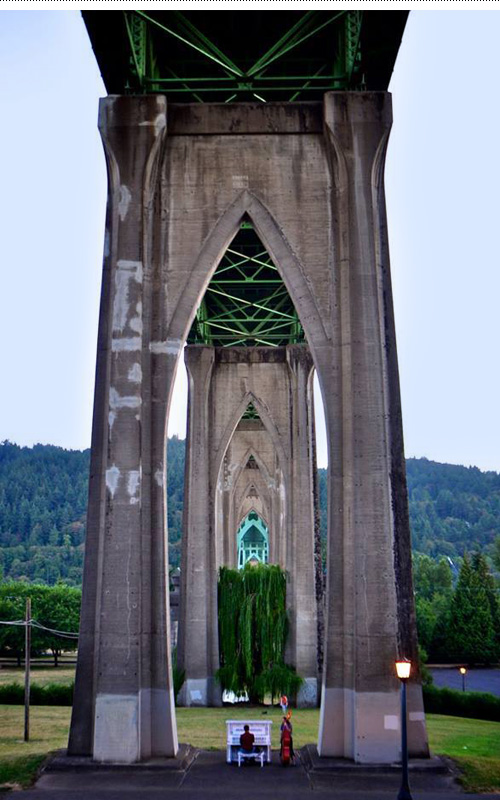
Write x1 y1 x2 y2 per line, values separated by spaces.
240 730 255 752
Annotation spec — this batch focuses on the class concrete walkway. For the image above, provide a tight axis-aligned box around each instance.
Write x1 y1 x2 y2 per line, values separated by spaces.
2 747 498 800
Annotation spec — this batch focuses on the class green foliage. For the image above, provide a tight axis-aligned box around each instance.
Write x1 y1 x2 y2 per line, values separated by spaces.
0 681 73 706
0 582 80 662
166 437 185 569
0 439 186 583
492 534 500 574
446 554 498 664
406 458 500 562
417 645 433 686
423 685 500 722
318 458 500 566
413 553 454 659
2 441 499 585
0 442 88 584
414 551 500 664
217 564 302 703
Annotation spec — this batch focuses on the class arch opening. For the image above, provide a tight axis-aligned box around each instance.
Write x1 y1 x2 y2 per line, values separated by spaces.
176 207 322 710
187 215 306 348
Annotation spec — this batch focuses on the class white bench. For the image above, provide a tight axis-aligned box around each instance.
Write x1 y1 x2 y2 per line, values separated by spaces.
225 720 273 765
237 749 265 768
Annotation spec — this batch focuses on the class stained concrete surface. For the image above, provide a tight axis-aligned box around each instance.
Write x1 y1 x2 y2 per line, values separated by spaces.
72 93 428 761
2 747 499 800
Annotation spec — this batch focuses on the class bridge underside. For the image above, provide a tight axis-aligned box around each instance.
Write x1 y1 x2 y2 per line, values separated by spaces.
68 9 428 766
83 10 408 100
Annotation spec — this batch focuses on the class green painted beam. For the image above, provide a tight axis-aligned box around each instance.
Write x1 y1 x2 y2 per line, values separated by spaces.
247 10 346 77
122 10 363 101
124 12 147 88
187 223 304 347
134 10 243 77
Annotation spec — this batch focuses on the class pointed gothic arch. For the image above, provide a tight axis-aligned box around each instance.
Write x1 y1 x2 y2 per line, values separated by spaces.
230 444 274 495
213 390 289 491
166 190 329 366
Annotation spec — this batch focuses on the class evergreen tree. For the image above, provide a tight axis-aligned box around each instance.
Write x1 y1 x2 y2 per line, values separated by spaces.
492 534 500 575
446 554 497 664
471 551 500 654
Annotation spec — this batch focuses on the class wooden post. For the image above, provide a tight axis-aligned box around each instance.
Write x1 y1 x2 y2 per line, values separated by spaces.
24 597 31 742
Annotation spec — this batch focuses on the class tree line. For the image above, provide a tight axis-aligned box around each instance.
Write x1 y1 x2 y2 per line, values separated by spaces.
414 551 500 665
1 440 499 585
1 437 499 665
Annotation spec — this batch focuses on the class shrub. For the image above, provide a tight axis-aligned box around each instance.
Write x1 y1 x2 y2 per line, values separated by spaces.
0 681 73 706
423 684 500 722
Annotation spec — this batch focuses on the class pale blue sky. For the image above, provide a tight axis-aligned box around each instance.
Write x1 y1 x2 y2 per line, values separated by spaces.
1 9 499 472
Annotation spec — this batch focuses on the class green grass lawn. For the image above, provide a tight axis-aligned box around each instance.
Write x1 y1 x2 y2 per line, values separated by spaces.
0 666 75 688
0 706 498 792
426 713 500 792
0 706 71 790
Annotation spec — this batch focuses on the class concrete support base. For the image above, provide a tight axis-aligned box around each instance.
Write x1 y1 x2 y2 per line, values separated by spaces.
318 688 404 763
177 678 222 708
297 677 318 708
93 689 177 763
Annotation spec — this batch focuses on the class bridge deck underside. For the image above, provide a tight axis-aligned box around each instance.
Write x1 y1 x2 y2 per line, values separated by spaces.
83 10 408 101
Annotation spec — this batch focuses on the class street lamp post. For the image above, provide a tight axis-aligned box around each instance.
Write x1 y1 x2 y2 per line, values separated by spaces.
395 659 413 800
459 666 467 692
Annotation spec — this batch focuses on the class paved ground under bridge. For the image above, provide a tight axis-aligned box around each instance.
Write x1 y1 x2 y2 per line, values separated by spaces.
3 746 499 800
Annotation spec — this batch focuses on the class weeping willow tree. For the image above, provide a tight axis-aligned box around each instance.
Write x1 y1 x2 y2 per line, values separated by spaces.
217 563 303 703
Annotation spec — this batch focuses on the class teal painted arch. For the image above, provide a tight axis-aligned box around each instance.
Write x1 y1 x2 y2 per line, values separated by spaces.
237 511 269 569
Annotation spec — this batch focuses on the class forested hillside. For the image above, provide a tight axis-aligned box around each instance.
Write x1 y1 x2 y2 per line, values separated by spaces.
0 438 185 584
405 458 500 562
1 440 499 584
317 458 500 567
0 442 89 585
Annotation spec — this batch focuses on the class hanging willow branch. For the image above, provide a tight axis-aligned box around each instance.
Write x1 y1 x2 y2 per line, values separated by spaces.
216 563 303 702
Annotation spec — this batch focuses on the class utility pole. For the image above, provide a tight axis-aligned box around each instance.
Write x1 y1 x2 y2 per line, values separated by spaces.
24 597 31 742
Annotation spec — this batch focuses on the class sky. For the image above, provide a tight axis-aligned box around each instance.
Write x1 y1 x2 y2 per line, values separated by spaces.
1 7 499 472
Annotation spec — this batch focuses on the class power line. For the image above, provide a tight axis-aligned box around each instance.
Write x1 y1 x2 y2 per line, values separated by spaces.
0 618 78 638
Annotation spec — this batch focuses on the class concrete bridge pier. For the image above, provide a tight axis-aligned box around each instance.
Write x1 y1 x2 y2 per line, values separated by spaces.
177 346 221 707
177 345 318 707
317 93 428 762
68 95 178 762
68 89 428 764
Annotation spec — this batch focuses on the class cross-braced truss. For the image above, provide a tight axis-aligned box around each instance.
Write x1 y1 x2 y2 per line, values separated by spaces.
83 11 408 100
187 221 304 348
123 9 362 102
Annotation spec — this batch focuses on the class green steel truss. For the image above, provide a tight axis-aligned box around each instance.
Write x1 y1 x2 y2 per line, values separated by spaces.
123 10 363 102
242 404 260 421
187 221 304 348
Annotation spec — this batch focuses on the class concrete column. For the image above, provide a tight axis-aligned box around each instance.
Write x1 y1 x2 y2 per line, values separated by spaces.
177 346 221 706
318 93 428 761
286 346 318 706
68 95 178 762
